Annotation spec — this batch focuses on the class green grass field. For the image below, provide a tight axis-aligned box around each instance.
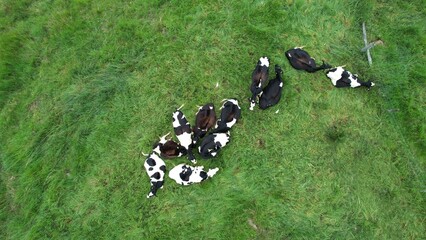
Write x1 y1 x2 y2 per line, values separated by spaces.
1 0 425 239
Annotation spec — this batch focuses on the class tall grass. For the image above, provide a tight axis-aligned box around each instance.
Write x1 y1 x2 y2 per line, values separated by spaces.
1 0 425 239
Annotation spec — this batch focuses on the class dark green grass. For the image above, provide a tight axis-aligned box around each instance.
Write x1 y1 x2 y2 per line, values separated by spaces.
1 0 425 239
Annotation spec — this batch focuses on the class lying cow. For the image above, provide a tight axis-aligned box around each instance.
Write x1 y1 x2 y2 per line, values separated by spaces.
250 57 269 110
214 99 241 133
172 105 196 164
193 103 217 145
285 47 331 73
153 132 186 159
198 132 230 159
143 152 166 198
168 163 219 186
326 66 375 89
259 64 284 110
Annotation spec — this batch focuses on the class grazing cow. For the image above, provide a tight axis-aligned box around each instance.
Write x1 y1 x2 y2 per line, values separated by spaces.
259 64 284 110
143 152 166 198
326 66 375 89
169 163 219 186
285 47 331 73
172 105 196 164
214 98 241 133
198 132 230 159
193 103 217 145
153 132 187 159
250 57 270 110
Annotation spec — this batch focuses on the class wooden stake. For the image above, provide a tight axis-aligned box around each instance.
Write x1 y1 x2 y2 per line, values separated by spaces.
362 22 372 65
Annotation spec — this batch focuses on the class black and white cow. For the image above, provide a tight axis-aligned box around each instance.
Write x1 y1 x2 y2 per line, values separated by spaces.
172 105 196 164
168 163 219 186
153 132 187 159
198 132 230 159
250 57 270 110
285 47 331 73
259 64 284 110
326 66 375 89
192 103 217 145
214 99 241 133
143 152 166 198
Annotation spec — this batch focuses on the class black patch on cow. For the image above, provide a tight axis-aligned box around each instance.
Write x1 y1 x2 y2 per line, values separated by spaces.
151 172 161 180
146 157 156 166
327 68 337 73
148 167 153 171
159 165 166 172
200 171 208 180
179 167 192 181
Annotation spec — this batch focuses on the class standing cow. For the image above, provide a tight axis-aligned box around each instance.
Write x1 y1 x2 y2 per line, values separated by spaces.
250 57 270 110
143 152 166 198
172 105 196 164
285 47 331 73
169 163 219 186
326 66 375 89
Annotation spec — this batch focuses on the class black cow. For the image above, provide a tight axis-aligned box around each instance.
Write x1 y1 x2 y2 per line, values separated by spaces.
192 103 217 145
326 66 375 89
259 64 284 110
198 132 230 159
143 152 166 198
250 57 270 110
285 47 331 73
214 99 241 133
153 132 187 159
172 105 196 164
168 163 219 186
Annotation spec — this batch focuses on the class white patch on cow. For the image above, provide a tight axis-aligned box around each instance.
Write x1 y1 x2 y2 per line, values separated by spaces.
172 111 181 128
326 67 345 86
153 145 161 155
349 74 361 88
279 82 283 87
211 152 217 157
257 81 262 88
249 101 255 111
214 133 230 147
226 118 237 128
259 57 269 67
159 132 170 144
287 53 292 58
224 98 239 106
209 106 213 110
177 132 192 149
207 168 219 177
371 82 375 86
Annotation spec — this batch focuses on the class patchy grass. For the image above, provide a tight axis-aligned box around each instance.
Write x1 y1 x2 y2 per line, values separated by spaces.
1 0 425 239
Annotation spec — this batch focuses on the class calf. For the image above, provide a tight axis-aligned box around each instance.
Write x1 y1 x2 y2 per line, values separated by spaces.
169 163 219 186
193 103 217 145
259 64 284 110
198 132 230 159
250 57 270 110
153 132 187 159
172 105 196 164
326 66 375 89
214 98 241 133
143 152 166 198
285 47 331 73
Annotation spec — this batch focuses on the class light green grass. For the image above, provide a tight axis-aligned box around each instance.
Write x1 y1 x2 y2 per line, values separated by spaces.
1 0 425 239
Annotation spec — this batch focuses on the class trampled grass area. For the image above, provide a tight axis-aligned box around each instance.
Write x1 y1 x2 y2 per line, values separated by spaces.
1 0 425 239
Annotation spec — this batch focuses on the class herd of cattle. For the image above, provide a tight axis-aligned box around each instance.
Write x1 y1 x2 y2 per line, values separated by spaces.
143 47 375 198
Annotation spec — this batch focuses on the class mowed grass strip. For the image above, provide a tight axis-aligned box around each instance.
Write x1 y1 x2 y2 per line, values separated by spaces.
1 0 425 239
